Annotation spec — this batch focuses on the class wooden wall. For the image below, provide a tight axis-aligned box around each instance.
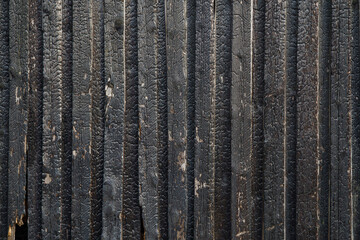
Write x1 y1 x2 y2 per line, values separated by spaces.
0 0 359 239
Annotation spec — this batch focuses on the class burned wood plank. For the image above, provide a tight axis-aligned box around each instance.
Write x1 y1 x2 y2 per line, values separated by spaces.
166 0 195 239
72 0 105 238
137 0 167 239
317 0 331 238
102 0 124 238
263 0 286 238
41 0 73 239
194 0 232 238
8 0 29 233
231 0 252 238
284 0 298 239
155 4 169 238
351 0 360 238
122 0 141 238
251 0 266 238
89 0 105 238
214 0 232 239
60 0 73 238
330 1 352 238
296 0 319 238
185 1 196 239
194 0 216 238
166 0 188 238
0 0 9 238
27 0 43 238
71 0 92 236
138 0 168 239
41 0 63 238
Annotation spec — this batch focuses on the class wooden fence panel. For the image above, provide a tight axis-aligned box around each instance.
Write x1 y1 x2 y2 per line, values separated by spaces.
1 0 360 239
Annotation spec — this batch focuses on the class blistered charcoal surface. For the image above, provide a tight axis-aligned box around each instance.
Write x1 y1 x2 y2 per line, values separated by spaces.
1 1 360 239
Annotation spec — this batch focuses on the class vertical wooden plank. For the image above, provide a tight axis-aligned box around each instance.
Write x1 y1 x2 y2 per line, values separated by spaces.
214 0 232 239
251 0 266 238
28 0 43 238
194 0 232 238
89 0 105 238
0 0 9 234
166 0 195 238
317 0 331 238
60 0 73 238
102 0 124 238
41 0 74 238
0 0 9 238
351 0 360 238
284 0 298 239
72 0 105 238
156 3 169 238
296 0 319 238
263 0 286 238
231 0 252 238
194 0 215 238
122 0 140 238
330 1 340 237
185 1 196 238
41 0 62 238
138 0 168 238
337 2 352 237
330 2 341 238
71 0 92 236
330 1 352 238
8 0 28 232
166 0 187 237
